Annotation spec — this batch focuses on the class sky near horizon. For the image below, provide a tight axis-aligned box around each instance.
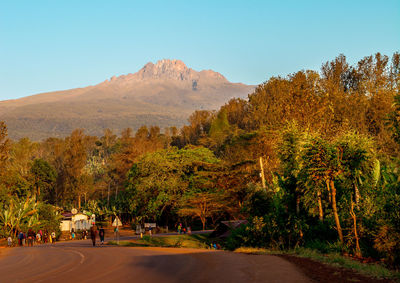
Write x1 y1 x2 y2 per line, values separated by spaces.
0 0 399 101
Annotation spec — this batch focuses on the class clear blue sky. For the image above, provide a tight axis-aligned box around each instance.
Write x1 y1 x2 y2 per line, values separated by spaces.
1 0 399 100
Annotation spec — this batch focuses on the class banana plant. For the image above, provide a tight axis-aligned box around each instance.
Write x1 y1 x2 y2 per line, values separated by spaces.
0 196 39 237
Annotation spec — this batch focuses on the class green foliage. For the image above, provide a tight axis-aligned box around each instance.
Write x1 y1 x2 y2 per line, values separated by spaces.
0 196 39 237
0 121 10 170
227 190 305 250
367 161 400 267
227 127 400 268
126 146 221 222
37 203 62 234
178 191 226 230
30 158 57 203
209 109 231 145
387 93 400 146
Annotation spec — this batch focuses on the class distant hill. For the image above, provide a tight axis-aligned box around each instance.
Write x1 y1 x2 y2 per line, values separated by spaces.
0 59 254 140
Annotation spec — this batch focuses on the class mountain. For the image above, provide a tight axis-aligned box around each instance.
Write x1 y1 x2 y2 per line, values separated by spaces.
0 59 254 140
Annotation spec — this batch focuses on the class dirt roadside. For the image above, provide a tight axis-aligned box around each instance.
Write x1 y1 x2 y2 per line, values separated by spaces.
280 254 397 283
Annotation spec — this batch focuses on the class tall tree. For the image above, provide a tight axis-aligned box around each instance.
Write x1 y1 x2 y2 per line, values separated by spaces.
0 122 10 172
178 191 225 230
30 159 57 203
63 129 87 207
300 135 344 243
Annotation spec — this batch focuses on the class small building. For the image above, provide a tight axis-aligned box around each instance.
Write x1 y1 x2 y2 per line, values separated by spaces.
60 212 94 232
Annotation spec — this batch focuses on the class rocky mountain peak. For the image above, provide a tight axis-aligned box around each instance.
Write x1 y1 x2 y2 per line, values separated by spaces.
154 59 187 70
136 59 193 81
103 59 228 84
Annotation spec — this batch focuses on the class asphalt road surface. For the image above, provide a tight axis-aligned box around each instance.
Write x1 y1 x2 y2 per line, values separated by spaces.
0 239 311 283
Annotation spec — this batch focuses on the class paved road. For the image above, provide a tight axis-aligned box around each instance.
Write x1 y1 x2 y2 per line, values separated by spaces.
0 239 311 283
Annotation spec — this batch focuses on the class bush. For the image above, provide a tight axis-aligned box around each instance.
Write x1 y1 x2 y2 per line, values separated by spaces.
37 204 62 234
304 240 343 254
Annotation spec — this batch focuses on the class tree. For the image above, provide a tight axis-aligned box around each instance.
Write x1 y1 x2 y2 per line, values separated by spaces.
126 147 221 223
178 192 225 230
63 129 87 207
30 159 57 203
299 131 377 251
8 138 38 177
300 135 344 243
209 109 231 146
220 98 248 131
0 196 38 238
387 93 400 147
335 132 377 257
0 121 10 173
278 122 304 216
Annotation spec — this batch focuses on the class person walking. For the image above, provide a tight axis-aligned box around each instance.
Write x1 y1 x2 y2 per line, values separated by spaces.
27 229 35 247
51 231 56 244
90 223 97 247
18 231 23 246
99 227 105 245
7 236 12 247
43 230 48 243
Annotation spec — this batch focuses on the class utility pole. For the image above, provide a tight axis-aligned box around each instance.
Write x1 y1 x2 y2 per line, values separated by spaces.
259 157 266 190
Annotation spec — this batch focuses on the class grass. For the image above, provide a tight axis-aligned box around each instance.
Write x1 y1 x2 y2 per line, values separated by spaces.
108 233 211 249
234 247 281 255
292 247 400 280
234 246 400 280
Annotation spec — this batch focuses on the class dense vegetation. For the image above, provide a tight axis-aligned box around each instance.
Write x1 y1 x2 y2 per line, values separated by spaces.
1 52 399 268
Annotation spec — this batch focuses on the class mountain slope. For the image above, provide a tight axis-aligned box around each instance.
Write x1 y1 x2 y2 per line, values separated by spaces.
0 60 254 140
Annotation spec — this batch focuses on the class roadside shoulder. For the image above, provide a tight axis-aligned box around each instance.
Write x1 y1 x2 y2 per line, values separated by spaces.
234 247 399 283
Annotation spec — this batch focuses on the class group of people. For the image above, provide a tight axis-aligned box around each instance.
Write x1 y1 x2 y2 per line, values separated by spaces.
89 225 106 246
177 223 191 234
7 224 108 247
70 228 87 240
8 229 57 247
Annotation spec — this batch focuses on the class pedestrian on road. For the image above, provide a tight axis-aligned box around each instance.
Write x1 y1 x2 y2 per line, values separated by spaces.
18 231 23 246
43 230 48 243
90 223 97 247
7 236 12 247
51 231 56 244
27 229 35 247
99 227 105 245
